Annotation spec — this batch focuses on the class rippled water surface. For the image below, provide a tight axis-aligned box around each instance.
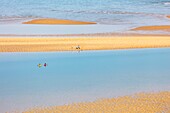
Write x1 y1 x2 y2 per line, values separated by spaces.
0 0 170 34
0 0 170 25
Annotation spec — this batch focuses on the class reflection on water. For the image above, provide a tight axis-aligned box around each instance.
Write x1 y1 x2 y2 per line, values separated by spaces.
0 49 170 112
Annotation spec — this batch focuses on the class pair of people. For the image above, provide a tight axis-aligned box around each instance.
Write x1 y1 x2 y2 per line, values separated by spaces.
38 63 47 68
76 45 81 50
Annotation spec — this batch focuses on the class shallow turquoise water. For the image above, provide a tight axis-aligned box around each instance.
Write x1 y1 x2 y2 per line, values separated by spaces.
0 49 170 112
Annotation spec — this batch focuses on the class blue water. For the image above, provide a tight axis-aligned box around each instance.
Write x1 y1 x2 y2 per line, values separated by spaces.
0 49 170 112
0 0 170 34
0 0 170 24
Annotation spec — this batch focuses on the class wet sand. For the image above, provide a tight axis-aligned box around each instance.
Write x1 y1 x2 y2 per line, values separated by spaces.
23 18 96 25
0 36 170 52
132 25 170 31
167 15 170 19
132 16 170 31
23 91 170 113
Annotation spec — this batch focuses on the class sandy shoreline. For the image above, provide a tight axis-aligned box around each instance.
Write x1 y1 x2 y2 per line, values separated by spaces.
23 91 170 113
1 32 170 37
0 36 170 52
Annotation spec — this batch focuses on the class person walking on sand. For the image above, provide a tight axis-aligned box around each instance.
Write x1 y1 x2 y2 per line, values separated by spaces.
75 45 81 53
76 45 80 50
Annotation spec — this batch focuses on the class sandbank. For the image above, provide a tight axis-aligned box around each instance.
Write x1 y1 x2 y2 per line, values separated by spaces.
23 18 96 25
0 36 170 52
24 91 170 113
132 25 170 31
132 16 170 31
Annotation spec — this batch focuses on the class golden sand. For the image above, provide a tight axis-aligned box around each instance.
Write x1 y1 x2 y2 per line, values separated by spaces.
23 91 170 113
0 36 170 52
132 25 170 31
23 18 96 25
167 15 170 19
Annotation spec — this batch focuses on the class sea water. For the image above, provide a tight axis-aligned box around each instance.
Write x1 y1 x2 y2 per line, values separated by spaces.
0 0 170 34
0 0 170 24
0 49 170 112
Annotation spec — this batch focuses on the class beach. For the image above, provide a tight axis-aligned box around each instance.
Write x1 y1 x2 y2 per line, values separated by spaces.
1 17 170 113
24 91 170 113
1 0 170 112
1 35 170 112
0 36 170 52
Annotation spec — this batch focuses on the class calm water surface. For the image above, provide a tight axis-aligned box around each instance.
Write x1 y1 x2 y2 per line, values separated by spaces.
0 49 170 112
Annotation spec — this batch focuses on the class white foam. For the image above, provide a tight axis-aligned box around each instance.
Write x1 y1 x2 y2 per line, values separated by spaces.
164 2 170 5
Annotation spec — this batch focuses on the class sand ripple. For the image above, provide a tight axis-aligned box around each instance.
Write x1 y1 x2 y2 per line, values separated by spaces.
0 36 170 52
23 91 170 113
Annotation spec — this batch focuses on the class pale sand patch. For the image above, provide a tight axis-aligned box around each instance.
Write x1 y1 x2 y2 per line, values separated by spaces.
23 18 96 25
0 36 170 52
132 25 170 31
23 91 170 113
